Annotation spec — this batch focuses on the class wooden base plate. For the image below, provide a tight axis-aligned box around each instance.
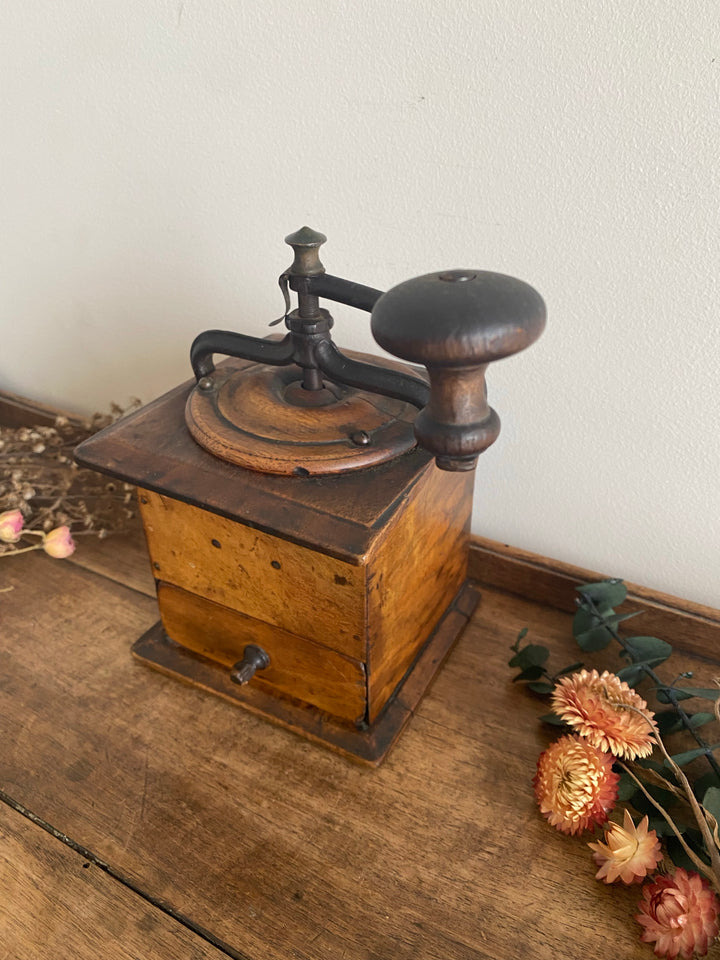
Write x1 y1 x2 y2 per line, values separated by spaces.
132 581 480 765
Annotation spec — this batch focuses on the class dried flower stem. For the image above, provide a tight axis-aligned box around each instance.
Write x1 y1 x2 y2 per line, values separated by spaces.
0 543 46 557
614 700 720 893
618 760 715 886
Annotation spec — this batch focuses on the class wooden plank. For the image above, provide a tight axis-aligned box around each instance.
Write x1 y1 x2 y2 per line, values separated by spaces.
0 544 686 960
0 389 82 429
470 537 720 661
0 799 229 959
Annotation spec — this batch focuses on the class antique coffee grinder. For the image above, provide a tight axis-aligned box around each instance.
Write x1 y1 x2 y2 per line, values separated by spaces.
76 228 545 763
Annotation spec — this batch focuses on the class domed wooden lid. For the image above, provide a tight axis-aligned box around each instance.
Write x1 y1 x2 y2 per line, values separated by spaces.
185 353 421 477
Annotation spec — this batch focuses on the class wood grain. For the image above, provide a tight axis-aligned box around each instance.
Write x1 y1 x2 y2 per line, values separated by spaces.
0 389 83 428
0 798 228 959
2 542 705 959
185 356 418 475
138 488 366 658
157 581 367 723
366 464 472 720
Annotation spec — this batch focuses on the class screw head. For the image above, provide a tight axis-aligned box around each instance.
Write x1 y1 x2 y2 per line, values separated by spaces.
198 376 213 391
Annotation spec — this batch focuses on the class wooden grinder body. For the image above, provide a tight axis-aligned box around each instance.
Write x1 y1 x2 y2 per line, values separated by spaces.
76 361 479 764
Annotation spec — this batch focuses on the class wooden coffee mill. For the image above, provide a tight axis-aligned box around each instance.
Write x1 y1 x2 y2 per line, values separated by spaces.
76 228 545 763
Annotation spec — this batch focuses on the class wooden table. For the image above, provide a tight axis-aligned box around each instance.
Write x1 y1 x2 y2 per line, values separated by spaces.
2 520 720 958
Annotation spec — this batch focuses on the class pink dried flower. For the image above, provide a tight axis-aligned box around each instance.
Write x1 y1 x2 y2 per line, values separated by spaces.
0 509 24 543
42 526 75 559
636 869 720 959
589 809 662 884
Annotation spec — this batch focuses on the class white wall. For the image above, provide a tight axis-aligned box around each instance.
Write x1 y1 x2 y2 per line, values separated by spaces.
2 1 719 606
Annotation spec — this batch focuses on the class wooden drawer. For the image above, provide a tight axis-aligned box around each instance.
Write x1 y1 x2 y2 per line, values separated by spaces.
138 490 366 660
157 582 367 724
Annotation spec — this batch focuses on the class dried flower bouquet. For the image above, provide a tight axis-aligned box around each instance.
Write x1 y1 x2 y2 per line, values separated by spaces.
511 579 720 959
1 403 139 565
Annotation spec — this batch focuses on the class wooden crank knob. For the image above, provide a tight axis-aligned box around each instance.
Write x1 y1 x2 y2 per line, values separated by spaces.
370 270 546 471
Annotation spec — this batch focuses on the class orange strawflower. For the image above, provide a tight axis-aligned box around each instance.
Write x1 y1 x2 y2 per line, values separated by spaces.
636 869 720 959
534 734 619 835
552 668 655 760
589 809 662 884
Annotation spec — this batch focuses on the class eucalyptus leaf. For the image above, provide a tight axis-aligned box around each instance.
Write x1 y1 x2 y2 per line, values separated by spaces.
636 757 673 776
572 609 640 651
574 609 640 631
629 783 678 815
648 817 681 839
624 636 672 664
616 664 651 686
687 713 716 731
572 608 613 651
575 579 628 611
675 687 720 701
516 627 528 642
657 687 720 704
656 687 696 703
508 644 549 669
693 770 720 800
655 709 684 736
527 681 555 695
539 712 566 726
665 833 710 872
553 661 585 679
666 744 720 768
572 607 599 636
512 665 545 683
606 611 643 625
617 771 638 802
702 786 720 827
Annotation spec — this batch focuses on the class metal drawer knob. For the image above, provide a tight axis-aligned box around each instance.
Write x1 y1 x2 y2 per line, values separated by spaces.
230 644 270 685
